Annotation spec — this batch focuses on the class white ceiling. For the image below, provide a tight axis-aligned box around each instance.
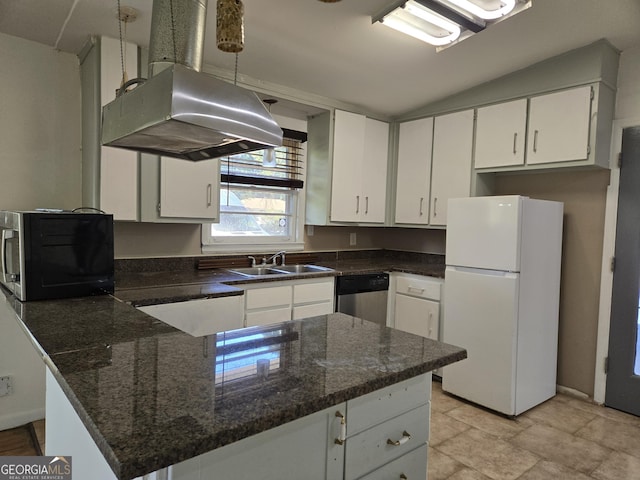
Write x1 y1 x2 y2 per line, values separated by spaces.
1 0 639 117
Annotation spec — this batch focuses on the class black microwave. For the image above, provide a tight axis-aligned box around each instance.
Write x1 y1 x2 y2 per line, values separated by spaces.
0 211 114 301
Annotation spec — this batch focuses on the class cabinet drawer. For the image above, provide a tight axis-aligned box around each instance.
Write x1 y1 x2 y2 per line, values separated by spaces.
293 280 335 304
345 403 430 480
347 373 431 436
292 302 334 320
396 276 441 300
245 286 292 309
358 445 427 480
246 306 292 327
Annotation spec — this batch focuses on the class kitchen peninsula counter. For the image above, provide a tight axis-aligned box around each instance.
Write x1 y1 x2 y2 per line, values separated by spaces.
6 291 466 479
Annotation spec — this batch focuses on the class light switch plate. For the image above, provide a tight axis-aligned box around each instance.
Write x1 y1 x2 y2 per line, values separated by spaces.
0 376 13 396
349 232 357 246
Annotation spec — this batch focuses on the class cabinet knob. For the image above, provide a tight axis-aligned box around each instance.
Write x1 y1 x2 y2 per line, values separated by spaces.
400 475 408 480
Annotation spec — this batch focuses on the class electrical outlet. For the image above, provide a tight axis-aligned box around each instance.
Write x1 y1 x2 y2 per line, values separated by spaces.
349 232 357 246
306 225 314 236
0 376 13 397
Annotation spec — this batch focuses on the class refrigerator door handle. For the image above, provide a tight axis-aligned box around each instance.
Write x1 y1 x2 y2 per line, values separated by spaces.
447 266 519 277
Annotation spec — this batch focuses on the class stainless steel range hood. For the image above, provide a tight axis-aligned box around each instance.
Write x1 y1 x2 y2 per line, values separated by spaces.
101 0 282 161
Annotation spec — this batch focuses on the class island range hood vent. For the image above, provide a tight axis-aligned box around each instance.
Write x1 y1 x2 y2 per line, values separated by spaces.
101 0 283 161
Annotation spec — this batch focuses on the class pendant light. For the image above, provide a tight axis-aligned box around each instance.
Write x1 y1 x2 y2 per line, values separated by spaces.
263 99 278 167
216 0 244 53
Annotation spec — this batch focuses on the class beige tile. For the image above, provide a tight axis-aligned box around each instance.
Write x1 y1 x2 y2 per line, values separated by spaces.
428 446 464 480
447 468 492 480
566 398 640 427
432 383 469 413
511 424 610 474
576 416 640 460
447 404 532 439
521 397 597 434
430 411 471 446
437 428 539 480
591 451 640 480
517 460 592 480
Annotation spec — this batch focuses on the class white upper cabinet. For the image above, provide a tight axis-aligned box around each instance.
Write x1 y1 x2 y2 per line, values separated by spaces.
430 110 474 226
330 110 389 223
394 117 433 225
475 99 527 169
159 157 220 220
526 86 592 165
140 155 220 223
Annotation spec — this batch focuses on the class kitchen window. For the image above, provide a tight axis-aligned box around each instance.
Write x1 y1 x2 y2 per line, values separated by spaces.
202 132 306 252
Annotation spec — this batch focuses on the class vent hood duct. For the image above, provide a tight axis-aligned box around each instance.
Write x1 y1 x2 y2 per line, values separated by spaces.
101 0 282 161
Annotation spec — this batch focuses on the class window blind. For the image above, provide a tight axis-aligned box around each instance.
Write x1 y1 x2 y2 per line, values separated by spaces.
220 128 306 189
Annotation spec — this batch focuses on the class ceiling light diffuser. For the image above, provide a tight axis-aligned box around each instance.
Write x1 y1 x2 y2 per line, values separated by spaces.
446 0 516 20
382 0 461 46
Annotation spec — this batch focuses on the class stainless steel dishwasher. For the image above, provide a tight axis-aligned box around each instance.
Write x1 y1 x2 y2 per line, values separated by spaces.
335 273 389 325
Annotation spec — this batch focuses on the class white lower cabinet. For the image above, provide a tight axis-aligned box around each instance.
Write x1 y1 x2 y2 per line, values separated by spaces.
170 372 432 480
243 278 335 327
138 296 243 337
389 273 443 342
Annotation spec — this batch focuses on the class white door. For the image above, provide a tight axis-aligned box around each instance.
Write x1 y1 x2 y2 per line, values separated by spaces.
394 295 439 340
527 86 592 165
430 110 474 226
330 110 366 222
361 117 389 223
446 196 523 272
442 266 519 415
160 157 219 219
395 117 433 225
475 99 527 169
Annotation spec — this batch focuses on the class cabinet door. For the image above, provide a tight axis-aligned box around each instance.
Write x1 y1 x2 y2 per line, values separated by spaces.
360 118 389 223
394 295 439 340
475 99 527 169
159 157 219 219
527 86 592 165
395 118 433 225
430 110 474 226
331 110 366 222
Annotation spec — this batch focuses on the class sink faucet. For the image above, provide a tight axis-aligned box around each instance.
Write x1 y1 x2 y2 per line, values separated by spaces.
248 256 257 267
265 251 286 266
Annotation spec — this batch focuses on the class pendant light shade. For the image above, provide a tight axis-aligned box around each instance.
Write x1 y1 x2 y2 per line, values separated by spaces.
216 0 244 53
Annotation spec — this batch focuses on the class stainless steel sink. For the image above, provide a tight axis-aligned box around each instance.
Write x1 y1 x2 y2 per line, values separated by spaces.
227 264 334 277
227 267 284 277
271 264 333 274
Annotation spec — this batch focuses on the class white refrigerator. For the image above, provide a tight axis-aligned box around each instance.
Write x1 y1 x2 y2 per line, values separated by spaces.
442 195 563 416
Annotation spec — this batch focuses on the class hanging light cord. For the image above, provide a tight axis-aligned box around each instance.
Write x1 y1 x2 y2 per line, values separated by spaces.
170 0 178 63
234 53 239 85
117 0 126 87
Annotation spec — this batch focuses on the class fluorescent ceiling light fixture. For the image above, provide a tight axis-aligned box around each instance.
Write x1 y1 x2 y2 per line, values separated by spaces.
381 0 461 46
373 0 531 49
447 0 516 20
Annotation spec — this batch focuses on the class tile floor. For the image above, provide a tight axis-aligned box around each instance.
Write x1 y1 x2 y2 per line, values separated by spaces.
429 380 640 480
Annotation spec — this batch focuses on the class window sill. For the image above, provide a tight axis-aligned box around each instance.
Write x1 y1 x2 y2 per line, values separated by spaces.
202 242 305 254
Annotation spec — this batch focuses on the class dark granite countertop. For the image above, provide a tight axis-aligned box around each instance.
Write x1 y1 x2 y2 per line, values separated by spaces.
115 255 445 306
6 291 466 480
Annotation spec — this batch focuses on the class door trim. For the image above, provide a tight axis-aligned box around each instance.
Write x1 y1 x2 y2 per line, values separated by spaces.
594 117 640 404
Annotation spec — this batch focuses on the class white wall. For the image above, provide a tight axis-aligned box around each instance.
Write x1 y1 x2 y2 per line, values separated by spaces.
0 292 45 430
0 33 81 428
0 32 82 210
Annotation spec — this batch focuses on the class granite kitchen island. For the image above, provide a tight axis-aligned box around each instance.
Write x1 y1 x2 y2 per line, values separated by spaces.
9 293 465 479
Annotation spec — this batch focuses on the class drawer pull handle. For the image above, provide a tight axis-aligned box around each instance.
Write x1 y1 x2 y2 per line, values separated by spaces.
335 411 346 445
387 431 411 446
408 286 425 294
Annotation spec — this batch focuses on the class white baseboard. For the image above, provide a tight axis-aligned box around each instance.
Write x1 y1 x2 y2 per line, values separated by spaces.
0 407 45 431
